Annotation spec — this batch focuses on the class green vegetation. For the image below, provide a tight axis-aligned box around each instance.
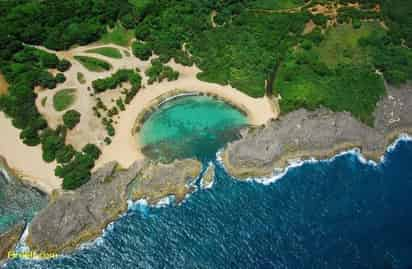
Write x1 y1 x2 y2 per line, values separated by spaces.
0 0 411 189
91 69 142 138
63 109 81 129
57 59 72 72
314 22 384 67
53 88 76 112
56 143 101 190
41 127 66 163
132 41 152 60
86 47 122 59
145 59 179 84
77 72 86 84
100 24 134 47
92 69 141 94
248 0 305 10
74 56 112 72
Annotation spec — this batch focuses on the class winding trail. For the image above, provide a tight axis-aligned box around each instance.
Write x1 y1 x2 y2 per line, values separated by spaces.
0 42 279 192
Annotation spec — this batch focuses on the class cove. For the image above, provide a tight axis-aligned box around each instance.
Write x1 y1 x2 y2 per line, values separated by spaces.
138 95 248 162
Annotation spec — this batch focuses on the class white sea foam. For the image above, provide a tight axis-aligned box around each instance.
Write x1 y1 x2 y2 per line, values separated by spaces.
155 195 175 208
158 92 199 107
217 134 412 185
0 167 11 183
15 223 30 253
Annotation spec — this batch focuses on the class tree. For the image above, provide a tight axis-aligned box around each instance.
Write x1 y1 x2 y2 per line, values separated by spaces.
82 143 101 160
132 41 152 60
57 59 72 72
63 110 81 129
55 73 66 83
56 144 76 163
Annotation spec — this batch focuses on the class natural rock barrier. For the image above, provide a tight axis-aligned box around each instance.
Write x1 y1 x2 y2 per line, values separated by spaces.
223 83 412 179
27 158 201 253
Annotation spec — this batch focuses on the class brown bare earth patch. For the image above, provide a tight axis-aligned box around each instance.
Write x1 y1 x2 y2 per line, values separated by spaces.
303 19 316 34
0 72 9 95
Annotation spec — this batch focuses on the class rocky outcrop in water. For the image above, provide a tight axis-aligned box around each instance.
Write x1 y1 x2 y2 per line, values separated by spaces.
223 83 412 178
128 159 202 203
0 222 25 261
0 157 47 262
26 158 202 253
200 163 215 188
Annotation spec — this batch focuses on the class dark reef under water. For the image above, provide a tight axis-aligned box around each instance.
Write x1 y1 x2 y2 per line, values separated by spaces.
4 138 412 269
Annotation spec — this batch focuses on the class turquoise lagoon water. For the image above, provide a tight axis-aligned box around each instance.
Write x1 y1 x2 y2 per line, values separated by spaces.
0 169 46 234
139 95 248 161
3 94 412 268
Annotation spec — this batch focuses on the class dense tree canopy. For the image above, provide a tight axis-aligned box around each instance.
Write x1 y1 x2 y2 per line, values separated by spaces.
0 0 411 189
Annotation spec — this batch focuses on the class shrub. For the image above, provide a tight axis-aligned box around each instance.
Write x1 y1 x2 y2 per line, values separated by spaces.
56 145 76 164
57 59 72 72
82 143 101 160
132 41 152 60
55 73 66 83
63 110 81 129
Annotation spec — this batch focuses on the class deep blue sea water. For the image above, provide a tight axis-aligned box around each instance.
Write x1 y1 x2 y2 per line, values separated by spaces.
4 138 412 269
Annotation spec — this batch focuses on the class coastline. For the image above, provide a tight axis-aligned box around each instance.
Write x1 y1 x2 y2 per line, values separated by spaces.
222 83 412 180
0 112 61 194
94 60 278 170
222 130 412 181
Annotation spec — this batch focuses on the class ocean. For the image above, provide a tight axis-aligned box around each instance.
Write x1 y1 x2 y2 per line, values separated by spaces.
3 137 412 269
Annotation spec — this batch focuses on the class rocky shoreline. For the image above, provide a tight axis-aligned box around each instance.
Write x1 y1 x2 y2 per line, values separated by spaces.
2 83 411 260
223 83 412 179
25 158 201 254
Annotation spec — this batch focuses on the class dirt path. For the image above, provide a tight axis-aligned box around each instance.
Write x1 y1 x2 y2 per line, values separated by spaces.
2 43 279 192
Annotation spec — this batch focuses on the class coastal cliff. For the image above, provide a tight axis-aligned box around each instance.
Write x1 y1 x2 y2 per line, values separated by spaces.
26 158 201 253
223 83 412 179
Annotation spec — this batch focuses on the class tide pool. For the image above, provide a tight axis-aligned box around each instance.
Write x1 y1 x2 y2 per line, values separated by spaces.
139 95 248 162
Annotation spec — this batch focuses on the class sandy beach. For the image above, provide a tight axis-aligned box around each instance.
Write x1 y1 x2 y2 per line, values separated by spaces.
0 112 61 193
95 60 278 169
0 43 279 193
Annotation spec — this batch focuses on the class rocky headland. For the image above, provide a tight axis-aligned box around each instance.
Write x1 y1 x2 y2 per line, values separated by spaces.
26 158 201 254
223 83 412 179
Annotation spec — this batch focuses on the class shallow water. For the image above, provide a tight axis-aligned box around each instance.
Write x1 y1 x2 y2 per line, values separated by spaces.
0 169 47 234
4 139 412 269
139 95 248 161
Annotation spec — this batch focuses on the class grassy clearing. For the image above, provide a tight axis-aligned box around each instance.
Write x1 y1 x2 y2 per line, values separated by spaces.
315 22 384 67
100 24 134 47
53 88 77 112
86 47 122 59
74 56 112 72
248 0 305 10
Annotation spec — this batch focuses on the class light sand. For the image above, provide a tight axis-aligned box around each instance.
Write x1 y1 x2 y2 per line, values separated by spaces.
0 112 61 193
96 59 278 169
1 43 279 192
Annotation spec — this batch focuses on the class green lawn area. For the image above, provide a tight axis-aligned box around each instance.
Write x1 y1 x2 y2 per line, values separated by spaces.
85 47 122 59
100 24 134 47
315 22 385 67
53 89 77 112
74 56 112 72
248 0 305 10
